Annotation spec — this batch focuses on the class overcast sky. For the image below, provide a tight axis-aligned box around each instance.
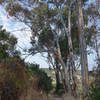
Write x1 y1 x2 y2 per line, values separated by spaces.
0 1 99 70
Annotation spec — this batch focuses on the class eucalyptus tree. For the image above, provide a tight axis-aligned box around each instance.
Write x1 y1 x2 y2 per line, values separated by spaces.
52 0 80 96
75 0 99 95
74 0 90 95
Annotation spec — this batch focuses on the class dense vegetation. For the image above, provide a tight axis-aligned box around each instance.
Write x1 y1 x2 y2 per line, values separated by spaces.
25 64 53 94
0 26 18 59
87 64 100 100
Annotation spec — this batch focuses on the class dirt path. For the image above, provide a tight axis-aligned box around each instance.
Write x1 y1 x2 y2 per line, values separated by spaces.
48 97 62 100
48 95 63 100
53 96 62 100
48 95 79 100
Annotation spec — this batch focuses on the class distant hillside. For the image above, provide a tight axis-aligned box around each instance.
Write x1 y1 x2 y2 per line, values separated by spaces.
41 68 56 84
41 68 94 84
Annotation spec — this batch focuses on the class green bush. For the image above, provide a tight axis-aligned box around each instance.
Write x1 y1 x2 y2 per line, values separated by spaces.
87 67 100 100
25 64 53 93
87 83 100 100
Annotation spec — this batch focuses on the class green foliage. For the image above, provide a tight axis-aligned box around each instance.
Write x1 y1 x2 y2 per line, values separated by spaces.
59 36 69 63
38 25 54 49
38 70 53 94
25 64 53 93
55 82 65 95
86 66 100 100
86 83 100 100
0 26 18 59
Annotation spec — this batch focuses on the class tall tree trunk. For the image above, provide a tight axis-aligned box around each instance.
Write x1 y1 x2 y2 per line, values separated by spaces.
54 0 79 97
67 1 79 96
65 60 73 95
55 70 60 90
56 42 68 92
51 26 68 92
76 0 89 95
55 58 61 91
49 24 69 92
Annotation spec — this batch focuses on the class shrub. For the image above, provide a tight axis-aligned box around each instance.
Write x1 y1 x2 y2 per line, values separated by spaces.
25 64 53 93
87 66 100 100
87 83 100 100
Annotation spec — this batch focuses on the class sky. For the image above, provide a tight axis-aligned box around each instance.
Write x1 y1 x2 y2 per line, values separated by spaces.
0 1 99 70
0 5 49 68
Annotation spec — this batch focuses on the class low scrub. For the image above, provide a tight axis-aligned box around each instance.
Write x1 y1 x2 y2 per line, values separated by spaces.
86 67 100 100
25 64 53 94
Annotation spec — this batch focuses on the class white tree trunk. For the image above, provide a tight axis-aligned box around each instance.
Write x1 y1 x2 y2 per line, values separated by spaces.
54 0 79 97
76 0 89 95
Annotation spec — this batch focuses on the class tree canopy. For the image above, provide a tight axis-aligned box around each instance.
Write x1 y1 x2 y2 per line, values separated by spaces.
0 26 18 59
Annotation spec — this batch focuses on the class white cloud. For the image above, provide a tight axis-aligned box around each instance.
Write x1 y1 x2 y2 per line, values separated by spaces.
0 6 10 29
0 6 49 68
0 6 32 49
